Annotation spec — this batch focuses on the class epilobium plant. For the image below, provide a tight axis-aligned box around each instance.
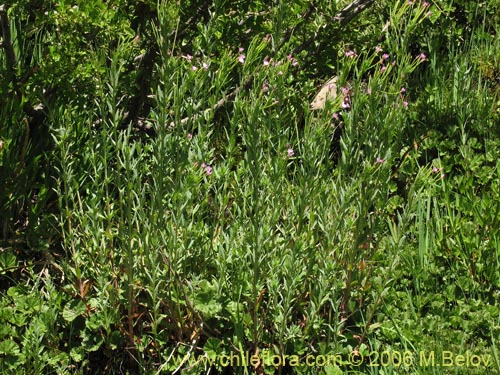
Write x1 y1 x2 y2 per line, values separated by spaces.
1 1 499 374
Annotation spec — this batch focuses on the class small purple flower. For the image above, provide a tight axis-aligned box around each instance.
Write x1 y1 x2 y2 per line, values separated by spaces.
202 62 208 70
287 148 295 158
262 81 269 93
263 57 270 66
238 54 246 64
402 100 409 108
426 10 432 16
200 162 213 176
345 50 357 58
400 87 406 94
341 87 351 109
375 45 383 53
238 47 244 53
187 133 192 140
332 112 339 120
423 1 430 7
191 65 198 71
418 53 427 61
376 157 385 164
382 53 390 60
185 54 193 61
381 65 387 73
287 54 299 66
367 87 372 95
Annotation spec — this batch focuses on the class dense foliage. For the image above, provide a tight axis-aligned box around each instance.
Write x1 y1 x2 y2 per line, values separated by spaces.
1 0 499 374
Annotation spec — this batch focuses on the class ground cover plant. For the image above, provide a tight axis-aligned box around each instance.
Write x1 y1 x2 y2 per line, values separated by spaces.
1 0 500 374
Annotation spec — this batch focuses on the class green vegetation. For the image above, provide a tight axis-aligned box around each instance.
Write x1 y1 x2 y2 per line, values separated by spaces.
1 0 499 374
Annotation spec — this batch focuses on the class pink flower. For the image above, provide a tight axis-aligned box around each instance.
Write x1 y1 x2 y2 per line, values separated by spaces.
191 65 198 71
287 148 295 158
341 86 351 109
418 53 427 61
375 45 383 53
187 133 192 140
376 157 385 164
262 81 268 93
345 50 357 58
332 112 339 120
382 53 390 60
287 54 299 66
202 62 208 70
201 162 213 176
263 57 270 66
402 100 408 108
423 1 430 7
400 87 406 93
238 47 244 53
381 65 387 73
238 54 246 64
278 70 283 76
185 54 193 61
367 87 372 95
426 11 432 17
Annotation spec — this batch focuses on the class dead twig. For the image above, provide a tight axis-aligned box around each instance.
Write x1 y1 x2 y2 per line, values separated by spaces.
334 0 376 26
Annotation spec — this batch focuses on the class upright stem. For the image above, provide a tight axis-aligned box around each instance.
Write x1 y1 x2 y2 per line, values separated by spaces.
0 5 18 87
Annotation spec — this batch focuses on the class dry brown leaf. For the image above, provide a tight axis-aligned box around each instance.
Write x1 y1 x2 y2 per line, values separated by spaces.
310 76 338 110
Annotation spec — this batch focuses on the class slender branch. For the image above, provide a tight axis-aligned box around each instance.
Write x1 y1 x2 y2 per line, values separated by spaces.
334 0 376 26
168 79 251 129
293 0 375 55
